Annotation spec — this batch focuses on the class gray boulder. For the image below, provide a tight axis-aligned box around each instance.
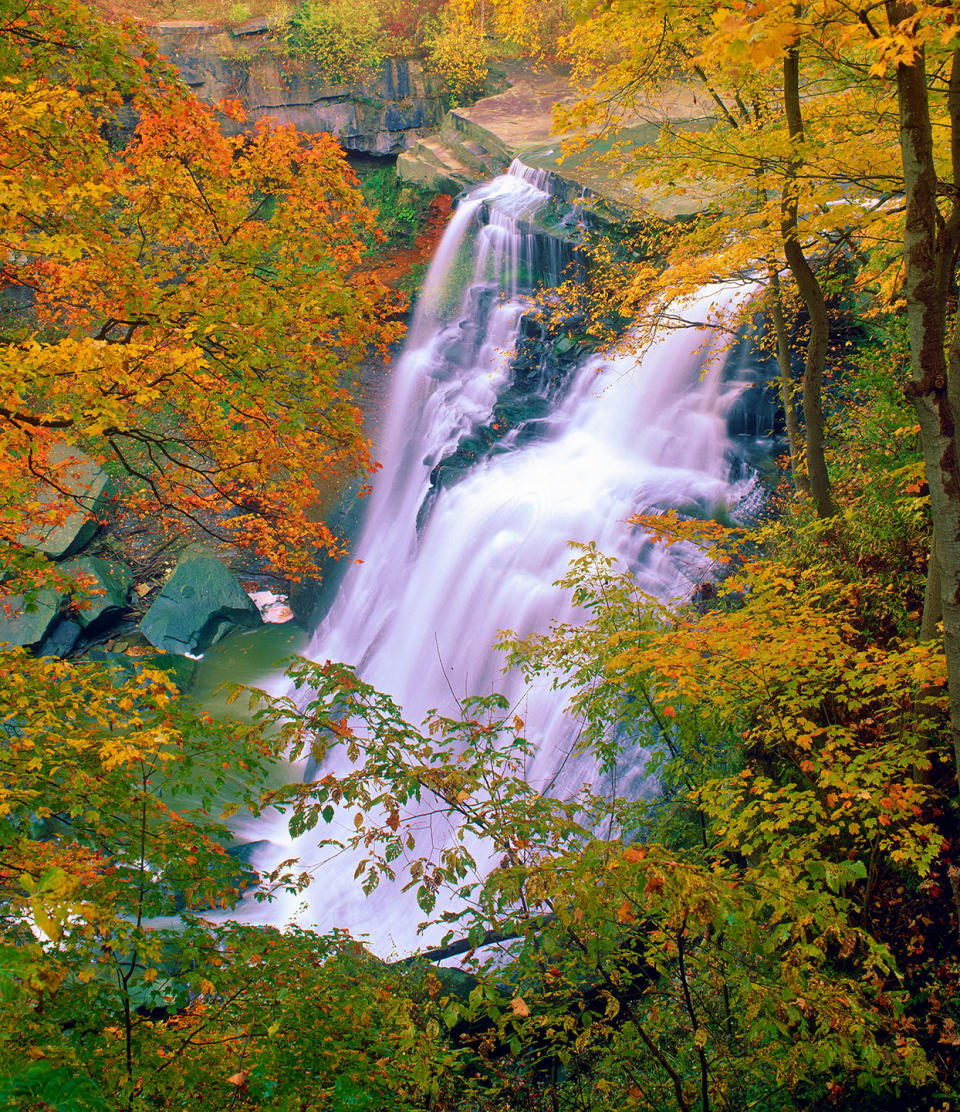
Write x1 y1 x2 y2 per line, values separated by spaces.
19 444 114 560
62 556 133 628
0 588 64 648
140 552 262 655
39 618 82 658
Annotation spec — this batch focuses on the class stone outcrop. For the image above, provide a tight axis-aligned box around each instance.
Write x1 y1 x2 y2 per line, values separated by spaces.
151 22 454 155
0 588 64 648
62 556 133 629
18 444 113 561
140 549 262 656
398 62 717 221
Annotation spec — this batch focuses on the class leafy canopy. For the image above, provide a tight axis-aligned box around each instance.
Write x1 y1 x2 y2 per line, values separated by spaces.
1 0 402 592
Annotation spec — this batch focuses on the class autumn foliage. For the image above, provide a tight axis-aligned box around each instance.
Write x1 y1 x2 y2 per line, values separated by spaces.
1 0 401 591
3 1 960 1110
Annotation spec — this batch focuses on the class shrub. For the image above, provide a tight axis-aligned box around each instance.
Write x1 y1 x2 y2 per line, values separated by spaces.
376 0 444 55
283 0 384 87
426 0 489 106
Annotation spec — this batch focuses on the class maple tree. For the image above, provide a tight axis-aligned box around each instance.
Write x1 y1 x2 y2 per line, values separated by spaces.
0 7 447 1101
0 649 468 1109
1 0 401 595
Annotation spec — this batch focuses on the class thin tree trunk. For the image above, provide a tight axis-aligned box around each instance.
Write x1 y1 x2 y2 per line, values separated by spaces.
781 36 835 518
783 39 832 515
887 16 960 782
921 537 942 641
769 267 810 494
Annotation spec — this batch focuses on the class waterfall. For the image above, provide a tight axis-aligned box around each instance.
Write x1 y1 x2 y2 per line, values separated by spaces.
238 161 763 954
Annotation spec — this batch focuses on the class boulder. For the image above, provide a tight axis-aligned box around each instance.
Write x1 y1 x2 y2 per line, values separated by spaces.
140 552 262 656
62 556 133 628
0 588 64 648
39 618 82 658
19 444 114 560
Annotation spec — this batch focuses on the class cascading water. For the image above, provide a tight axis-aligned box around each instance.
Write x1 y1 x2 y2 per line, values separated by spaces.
239 161 765 954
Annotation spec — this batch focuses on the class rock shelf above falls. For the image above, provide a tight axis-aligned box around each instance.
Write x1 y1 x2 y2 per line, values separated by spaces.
148 21 460 156
397 61 719 222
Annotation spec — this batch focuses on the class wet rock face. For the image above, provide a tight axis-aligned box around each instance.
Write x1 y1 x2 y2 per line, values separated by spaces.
420 307 598 519
150 24 449 156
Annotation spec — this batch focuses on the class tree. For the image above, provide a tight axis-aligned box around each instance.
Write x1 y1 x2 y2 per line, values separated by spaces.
426 0 491 107
0 650 463 1109
870 4 960 778
0 10 447 1101
496 0 876 515
1 0 401 595
281 0 385 86
255 516 952 1110
652 0 960 865
486 0 960 791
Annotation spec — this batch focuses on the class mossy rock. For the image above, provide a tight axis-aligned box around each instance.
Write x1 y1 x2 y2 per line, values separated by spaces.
140 552 262 656
0 589 64 648
62 556 133 628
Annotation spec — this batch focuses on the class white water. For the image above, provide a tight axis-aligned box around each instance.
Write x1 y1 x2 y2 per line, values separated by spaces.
240 162 761 954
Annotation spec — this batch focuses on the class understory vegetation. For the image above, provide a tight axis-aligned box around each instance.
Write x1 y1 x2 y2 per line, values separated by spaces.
275 0 496 104
2 0 960 1110
4 376 956 1110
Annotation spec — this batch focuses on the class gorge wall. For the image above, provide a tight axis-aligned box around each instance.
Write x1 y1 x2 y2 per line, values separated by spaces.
150 20 472 155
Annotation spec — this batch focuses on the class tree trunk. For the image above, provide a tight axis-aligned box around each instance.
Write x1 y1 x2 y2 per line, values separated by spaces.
921 538 942 641
887 18 960 778
769 267 811 494
781 40 834 518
